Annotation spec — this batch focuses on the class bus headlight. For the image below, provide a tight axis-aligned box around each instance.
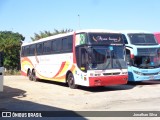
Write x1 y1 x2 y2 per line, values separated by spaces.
133 70 143 75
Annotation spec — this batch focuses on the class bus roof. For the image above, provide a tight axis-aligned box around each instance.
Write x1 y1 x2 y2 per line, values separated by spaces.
75 29 120 34
22 29 121 46
119 30 152 34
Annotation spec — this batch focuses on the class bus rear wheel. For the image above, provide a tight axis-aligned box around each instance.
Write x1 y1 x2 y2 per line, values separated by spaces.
28 70 32 81
67 73 77 89
32 70 38 82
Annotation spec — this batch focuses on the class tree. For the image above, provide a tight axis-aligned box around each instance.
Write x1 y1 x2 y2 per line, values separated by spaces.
0 31 25 71
30 29 73 41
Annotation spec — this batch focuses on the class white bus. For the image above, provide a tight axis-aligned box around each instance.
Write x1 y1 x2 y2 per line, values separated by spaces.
21 29 128 88
0 52 4 92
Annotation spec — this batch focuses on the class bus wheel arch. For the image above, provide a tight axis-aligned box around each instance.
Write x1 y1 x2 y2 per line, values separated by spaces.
66 71 78 89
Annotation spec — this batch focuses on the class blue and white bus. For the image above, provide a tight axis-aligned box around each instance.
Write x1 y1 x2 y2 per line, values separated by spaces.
122 30 160 82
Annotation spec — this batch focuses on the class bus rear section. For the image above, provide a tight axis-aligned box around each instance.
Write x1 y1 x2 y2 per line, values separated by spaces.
21 30 128 88
0 52 4 92
123 31 160 82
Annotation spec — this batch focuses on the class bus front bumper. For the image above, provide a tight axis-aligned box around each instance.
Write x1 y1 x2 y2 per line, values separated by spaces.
89 75 128 87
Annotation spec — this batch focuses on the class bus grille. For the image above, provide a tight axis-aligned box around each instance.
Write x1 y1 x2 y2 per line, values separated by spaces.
103 72 120 75
143 72 158 75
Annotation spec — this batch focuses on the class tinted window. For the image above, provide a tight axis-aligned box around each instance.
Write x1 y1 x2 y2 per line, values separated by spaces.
128 34 158 45
57 39 62 51
62 36 73 52
62 38 68 50
43 41 51 54
68 36 73 51
30 44 36 55
51 39 62 52
25 46 30 56
36 43 43 55
52 40 57 52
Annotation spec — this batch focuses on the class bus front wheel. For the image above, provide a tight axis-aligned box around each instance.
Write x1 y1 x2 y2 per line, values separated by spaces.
67 73 77 89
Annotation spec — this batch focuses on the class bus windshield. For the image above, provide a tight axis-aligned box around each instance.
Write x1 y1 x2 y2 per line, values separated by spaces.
128 34 158 45
88 46 127 70
133 50 160 69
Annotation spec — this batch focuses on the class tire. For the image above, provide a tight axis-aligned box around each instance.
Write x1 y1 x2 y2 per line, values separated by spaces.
67 73 78 89
28 70 33 81
32 70 38 82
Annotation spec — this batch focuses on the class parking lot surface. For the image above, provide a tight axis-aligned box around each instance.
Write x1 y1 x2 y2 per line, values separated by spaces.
1 76 160 120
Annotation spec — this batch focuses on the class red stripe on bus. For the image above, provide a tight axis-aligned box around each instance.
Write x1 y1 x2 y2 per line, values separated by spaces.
53 62 66 78
21 70 27 76
21 57 34 67
70 64 76 72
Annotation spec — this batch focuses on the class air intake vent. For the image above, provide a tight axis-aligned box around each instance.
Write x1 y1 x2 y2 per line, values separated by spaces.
103 72 120 75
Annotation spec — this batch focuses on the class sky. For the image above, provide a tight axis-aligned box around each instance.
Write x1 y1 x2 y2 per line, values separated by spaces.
0 0 160 42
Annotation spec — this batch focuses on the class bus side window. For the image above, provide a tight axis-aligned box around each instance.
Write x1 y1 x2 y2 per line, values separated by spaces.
43 41 51 54
52 39 62 53
62 36 73 52
51 40 56 52
62 38 68 51
25 46 30 56
29 44 36 56
57 39 62 52
36 43 43 55
68 36 73 51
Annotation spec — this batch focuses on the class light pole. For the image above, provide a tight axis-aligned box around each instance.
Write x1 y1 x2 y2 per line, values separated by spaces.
78 14 81 29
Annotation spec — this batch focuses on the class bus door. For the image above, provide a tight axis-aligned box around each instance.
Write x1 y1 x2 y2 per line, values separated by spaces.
0 52 4 92
76 47 88 72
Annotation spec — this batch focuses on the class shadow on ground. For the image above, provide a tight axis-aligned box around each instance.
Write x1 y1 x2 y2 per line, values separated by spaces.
0 86 87 120
38 79 160 92
38 79 134 92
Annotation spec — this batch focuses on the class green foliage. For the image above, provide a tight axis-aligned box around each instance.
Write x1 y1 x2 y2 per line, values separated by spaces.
0 31 25 71
30 29 73 41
